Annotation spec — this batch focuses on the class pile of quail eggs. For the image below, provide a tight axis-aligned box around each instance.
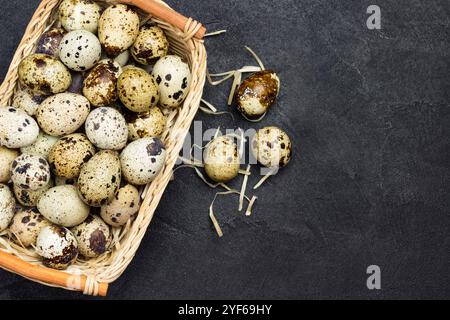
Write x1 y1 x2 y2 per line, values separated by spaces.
0 0 192 270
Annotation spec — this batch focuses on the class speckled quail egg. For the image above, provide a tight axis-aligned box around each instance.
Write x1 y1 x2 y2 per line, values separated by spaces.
77 150 121 207
236 70 280 119
9 208 51 247
67 72 85 94
85 107 128 150
100 184 140 227
36 92 90 136
48 133 96 179
59 30 102 71
118 67 159 112
18 53 71 95
0 184 15 232
131 25 169 65
251 126 292 168
36 225 78 270
82 60 121 107
71 215 111 258
204 136 240 182
38 185 90 227
120 137 166 185
12 88 45 116
10 154 51 191
152 55 191 108
0 147 19 183
59 0 101 33
20 131 59 159
14 178 53 207
0 107 39 148
126 106 166 141
35 28 66 58
98 4 140 57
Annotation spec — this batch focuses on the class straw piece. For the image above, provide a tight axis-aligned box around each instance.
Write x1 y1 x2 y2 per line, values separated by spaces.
245 196 258 216
253 167 278 189
204 29 227 37
239 165 251 211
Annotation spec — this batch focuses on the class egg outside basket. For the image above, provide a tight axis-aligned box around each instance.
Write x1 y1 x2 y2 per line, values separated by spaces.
0 0 206 296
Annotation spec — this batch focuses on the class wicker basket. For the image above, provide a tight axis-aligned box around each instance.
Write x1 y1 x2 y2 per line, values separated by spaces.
0 0 206 296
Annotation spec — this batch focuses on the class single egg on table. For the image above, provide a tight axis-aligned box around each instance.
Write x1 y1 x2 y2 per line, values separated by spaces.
251 126 292 168
204 136 240 182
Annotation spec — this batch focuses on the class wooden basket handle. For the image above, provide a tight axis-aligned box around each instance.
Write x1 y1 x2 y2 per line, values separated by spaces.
122 0 206 39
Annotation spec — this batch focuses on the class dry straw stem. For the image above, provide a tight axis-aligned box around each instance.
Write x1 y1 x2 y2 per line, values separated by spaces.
0 0 206 296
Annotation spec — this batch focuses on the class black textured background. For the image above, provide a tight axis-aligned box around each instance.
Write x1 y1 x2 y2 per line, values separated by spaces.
1 0 450 299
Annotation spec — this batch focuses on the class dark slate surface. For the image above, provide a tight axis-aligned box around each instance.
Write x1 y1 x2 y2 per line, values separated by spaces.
1 0 449 299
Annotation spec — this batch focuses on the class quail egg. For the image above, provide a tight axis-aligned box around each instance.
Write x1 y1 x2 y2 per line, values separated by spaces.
152 55 191 108
85 107 128 150
59 0 101 33
35 28 66 58
12 88 45 116
0 147 19 183
204 136 240 182
0 107 39 148
117 67 159 112
38 185 90 227
20 131 59 159
98 4 140 57
10 154 51 191
120 137 166 185
100 184 140 227
14 178 53 207
9 208 51 247
251 126 292 168
82 60 121 107
48 133 96 179
0 184 15 232
114 50 130 67
18 53 71 95
71 215 111 258
77 150 122 207
67 71 85 94
126 106 166 141
36 225 78 270
59 30 102 71
131 25 169 65
36 92 90 136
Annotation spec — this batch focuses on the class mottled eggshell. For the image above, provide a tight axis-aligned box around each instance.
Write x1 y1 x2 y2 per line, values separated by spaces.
36 225 78 270
131 25 169 65
14 178 53 207
236 70 280 119
12 88 45 116
100 184 140 227
10 154 51 191
18 53 71 95
0 184 15 232
0 107 39 148
77 150 122 207
204 136 240 182
82 60 121 107
59 30 102 71
71 215 111 258
126 106 166 141
48 133 96 179
36 93 90 136
120 137 166 185
118 67 159 112
98 4 140 57
0 147 19 183
35 28 66 58
38 185 90 227
152 55 191 108
251 126 292 168
85 107 128 150
9 208 51 247
59 0 101 33
20 131 59 159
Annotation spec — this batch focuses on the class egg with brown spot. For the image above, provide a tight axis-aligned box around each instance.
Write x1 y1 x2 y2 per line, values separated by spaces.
126 106 166 141
0 107 39 148
48 133 95 179
100 184 140 227
35 28 66 58
20 131 59 160
251 126 292 168
77 150 122 207
59 0 101 33
9 208 51 247
10 154 51 191
0 147 19 183
12 88 45 116
85 107 128 150
14 178 53 207
204 136 240 182
82 60 121 107
18 53 71 95
131 25 169 65
71 215 111 258
0 184 15 232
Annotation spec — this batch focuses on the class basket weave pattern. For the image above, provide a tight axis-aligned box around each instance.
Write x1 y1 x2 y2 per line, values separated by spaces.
0 0 206 296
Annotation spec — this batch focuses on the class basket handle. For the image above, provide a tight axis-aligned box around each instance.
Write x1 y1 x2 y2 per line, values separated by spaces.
122 0 206 39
